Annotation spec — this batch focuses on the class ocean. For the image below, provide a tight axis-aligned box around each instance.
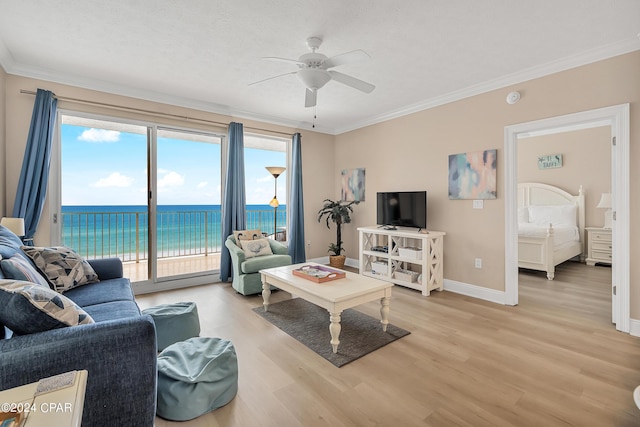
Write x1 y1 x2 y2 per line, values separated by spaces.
61 205 286 261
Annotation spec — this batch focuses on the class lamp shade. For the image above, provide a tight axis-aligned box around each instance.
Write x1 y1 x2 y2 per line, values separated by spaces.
597 193 612 209
269 197 279 208
1 217 25 236
266 166 286 178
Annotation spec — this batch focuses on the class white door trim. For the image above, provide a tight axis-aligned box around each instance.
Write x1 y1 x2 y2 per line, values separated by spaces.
504 104 630 332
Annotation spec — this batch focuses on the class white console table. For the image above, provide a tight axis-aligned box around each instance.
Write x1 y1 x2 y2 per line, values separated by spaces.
358 226 445 296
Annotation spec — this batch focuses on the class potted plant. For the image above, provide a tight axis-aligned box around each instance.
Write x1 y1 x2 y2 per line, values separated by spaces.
317 199 359 269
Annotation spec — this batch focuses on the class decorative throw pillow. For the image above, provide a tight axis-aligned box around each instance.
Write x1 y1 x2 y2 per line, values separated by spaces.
241 238 273 259
0 279 94 335
0 255 50 288
21 246 99 293
233 229 262 247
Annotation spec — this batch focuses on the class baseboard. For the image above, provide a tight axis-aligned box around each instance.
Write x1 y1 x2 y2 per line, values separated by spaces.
306 256 359 268
629 318 640 337
443 279 507 305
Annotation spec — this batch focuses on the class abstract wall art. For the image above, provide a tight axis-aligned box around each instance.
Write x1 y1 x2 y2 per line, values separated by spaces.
448 149 497 200
341 168 366 201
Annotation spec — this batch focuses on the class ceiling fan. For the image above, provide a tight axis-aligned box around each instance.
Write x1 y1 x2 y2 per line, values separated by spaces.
249 37 375 108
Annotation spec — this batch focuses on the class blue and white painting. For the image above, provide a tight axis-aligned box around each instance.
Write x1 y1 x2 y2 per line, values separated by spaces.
448 149 497 200
341 168 366 201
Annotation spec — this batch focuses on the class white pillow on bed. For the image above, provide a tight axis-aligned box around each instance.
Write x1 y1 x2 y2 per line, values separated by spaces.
528 204 577 228
517 207 529 224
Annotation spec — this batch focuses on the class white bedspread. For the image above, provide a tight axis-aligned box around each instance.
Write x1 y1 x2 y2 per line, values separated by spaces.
518 223 579 247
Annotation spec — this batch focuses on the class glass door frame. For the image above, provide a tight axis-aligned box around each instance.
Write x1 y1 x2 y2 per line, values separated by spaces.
51 109 227 294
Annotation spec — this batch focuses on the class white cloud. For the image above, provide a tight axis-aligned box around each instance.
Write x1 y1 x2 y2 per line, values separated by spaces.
92 172 134 188
197 181 208 189
79 128 120 143
158 171 185 188
257 174 273 183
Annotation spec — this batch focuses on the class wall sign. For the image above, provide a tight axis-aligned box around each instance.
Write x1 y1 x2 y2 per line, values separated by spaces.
538 154 563 169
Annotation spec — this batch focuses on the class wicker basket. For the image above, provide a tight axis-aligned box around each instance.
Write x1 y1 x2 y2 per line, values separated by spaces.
329 255 346 269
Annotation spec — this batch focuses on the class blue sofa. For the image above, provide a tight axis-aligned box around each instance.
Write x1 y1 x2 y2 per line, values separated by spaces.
0 226 157 426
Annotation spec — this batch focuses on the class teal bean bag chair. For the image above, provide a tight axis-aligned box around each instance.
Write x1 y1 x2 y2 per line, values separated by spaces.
156 337 238 421
142 302 200 351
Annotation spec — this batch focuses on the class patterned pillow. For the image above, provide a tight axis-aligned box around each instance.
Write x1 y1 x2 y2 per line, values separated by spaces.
0 279 94 335
233 229 262 247
0 255 50 288
241 238 273 259
21 246 99 293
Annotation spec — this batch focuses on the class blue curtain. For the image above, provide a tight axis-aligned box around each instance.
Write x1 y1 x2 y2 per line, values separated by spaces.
12 89 58 243
220 122 246 281
288 133 306 263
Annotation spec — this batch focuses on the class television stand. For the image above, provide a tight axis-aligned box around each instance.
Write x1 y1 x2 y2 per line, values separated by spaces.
358 226 446 296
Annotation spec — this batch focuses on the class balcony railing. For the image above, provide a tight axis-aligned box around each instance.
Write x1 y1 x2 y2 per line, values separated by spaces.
62 208 286 262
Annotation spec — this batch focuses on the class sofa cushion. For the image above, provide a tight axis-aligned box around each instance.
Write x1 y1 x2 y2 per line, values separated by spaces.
0 279 94 335
82 300 142 323
62 278 134 307
241 254 292 274
1 254 50 288
22 246 99 293
0 225 29 261
241 238 273 259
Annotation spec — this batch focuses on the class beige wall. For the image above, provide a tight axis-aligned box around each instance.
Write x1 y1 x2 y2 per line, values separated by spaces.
3 75 334 259
335 51 639 317
517 126 611 227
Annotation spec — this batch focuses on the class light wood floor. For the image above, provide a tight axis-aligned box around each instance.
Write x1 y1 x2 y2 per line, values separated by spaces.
136 261 640 426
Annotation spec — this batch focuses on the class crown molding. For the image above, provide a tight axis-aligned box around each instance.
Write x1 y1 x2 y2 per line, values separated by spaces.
334 37 640 135
2 37 638 136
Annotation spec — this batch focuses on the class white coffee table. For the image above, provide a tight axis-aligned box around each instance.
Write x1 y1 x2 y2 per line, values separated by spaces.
260 262 393 353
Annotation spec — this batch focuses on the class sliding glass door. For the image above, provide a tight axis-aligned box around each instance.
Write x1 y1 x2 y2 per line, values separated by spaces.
155 128 222 280
59 115 150 282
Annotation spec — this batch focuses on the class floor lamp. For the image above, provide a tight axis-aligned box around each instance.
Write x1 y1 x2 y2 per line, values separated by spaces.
265 166 285 239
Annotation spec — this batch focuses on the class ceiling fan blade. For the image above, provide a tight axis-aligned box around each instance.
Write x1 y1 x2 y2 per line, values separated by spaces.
322 49 370 69
262 56 304 65
305 88 317 108
328 70 375 93
248 71 297 86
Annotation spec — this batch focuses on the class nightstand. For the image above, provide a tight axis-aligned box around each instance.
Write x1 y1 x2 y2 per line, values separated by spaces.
585 227 612 266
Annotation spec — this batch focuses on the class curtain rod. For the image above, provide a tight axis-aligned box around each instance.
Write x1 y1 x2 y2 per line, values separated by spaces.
19 89 294 137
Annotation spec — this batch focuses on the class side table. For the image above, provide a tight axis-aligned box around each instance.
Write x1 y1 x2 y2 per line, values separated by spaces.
0 370 87 427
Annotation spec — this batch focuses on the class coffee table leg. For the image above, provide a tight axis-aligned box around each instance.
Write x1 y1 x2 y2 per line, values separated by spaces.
329 312 342 353
262 278 271 312
380 297 390 332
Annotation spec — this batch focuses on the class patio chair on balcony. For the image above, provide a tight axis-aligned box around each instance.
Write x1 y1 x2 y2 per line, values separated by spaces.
225 235 292 296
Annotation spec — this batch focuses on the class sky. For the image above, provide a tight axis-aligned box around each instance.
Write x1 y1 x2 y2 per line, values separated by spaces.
61 124 287 206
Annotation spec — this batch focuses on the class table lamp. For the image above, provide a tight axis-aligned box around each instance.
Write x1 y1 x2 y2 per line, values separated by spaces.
596 192 612 229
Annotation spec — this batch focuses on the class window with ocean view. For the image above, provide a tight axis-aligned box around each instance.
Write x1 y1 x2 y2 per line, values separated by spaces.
58 114 288 288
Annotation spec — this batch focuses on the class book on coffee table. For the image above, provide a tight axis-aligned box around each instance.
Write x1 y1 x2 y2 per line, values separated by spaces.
292 265 346 283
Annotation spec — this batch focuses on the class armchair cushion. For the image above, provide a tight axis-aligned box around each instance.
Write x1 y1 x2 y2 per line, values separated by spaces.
241 255 292 274
241 238 273 258
233 229 262 245
21 246 99 293
0 279 94 335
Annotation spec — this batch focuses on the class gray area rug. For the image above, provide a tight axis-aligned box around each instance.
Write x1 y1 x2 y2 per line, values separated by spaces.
253 298 410 367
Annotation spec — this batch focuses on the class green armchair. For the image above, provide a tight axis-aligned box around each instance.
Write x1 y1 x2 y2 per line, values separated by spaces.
224 236 292 295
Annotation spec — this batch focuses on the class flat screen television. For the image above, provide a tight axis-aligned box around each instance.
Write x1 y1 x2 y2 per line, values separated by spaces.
376 191 427 230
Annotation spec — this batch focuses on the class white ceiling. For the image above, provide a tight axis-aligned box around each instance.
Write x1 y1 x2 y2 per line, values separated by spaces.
0 1 638 135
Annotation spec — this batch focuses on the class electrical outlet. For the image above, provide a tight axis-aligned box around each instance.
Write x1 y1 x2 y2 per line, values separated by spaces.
475 258 482 269
306 240 311 246
473 200 484 209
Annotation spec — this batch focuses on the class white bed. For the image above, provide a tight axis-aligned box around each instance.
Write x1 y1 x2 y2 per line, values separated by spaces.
517 183 585 280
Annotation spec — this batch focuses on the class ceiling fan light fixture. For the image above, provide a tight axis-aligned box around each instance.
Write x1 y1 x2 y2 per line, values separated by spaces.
297 68 331 90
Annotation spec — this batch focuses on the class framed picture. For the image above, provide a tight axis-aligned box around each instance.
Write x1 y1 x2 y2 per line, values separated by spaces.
448 149 497 200
341 168 366 201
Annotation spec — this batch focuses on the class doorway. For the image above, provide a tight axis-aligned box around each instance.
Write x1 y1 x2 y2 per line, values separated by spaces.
504 104 630 332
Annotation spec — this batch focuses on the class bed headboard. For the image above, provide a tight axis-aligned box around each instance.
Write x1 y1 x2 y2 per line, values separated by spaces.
517 182 586 251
